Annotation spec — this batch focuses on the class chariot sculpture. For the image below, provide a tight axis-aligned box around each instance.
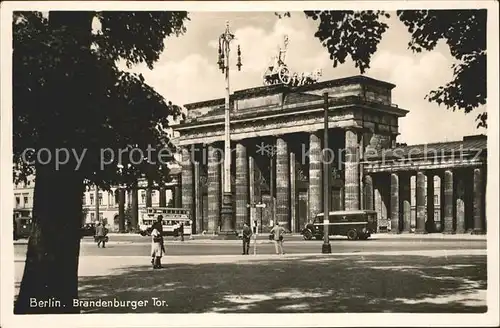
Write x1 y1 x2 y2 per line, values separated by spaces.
263 35 322 87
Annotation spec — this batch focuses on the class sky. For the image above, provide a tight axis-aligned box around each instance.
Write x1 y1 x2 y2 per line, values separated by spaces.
120 11 486 146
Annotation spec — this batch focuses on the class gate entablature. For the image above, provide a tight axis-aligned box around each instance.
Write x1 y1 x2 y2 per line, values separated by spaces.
174 75 408 146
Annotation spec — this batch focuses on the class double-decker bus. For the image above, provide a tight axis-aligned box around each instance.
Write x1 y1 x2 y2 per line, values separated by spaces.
138 207 192 237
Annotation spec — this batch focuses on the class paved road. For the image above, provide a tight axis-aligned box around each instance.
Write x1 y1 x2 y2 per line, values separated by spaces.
14 237 486 257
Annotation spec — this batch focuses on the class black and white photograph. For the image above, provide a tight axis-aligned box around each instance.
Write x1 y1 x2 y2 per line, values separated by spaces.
1 1 498 327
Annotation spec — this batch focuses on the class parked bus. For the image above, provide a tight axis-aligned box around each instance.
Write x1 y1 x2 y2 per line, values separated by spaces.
138 207 192 237
301 210 378 240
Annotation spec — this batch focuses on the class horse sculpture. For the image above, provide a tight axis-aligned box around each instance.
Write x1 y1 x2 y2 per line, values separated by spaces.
262 35 322 87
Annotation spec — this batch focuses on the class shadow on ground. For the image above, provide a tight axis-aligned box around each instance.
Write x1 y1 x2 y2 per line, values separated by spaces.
78 255 487 313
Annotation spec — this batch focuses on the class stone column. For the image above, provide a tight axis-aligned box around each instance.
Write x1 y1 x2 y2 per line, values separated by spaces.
290 152 297 233
159 186 167 207
174 184 182 208
400 173 412 233
309 132 322 221
131 186 139 230
473 167 485 234
146 181 153 208
118 187 126 232
252 157 263 232
415 171 426 233
345 128 360 210
194 162 203 234
207 144 221 234
374 185 382 231
363 174 374 211
249 155 256 229
276 137 290 231
455 172 466 233
235 142 249 230
181 147 194 225
94 186 100 222
443 170 454 233
427 173 435 232
390 173 400 233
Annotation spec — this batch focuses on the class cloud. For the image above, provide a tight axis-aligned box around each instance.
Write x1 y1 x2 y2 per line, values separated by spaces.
124 14 484 145
368 49 481 144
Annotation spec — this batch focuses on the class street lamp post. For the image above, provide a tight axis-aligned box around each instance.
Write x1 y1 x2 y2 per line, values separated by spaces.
322 92 332 254
218 21 242 238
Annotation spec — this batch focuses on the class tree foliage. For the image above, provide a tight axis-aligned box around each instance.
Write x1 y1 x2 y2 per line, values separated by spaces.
397 10 487 128
13 10 189 314
303 10 390 74
277 10 487 128
13 11 189 189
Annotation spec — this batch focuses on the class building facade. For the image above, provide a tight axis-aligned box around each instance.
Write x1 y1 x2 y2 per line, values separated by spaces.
172 75 487 235
13 167 183 232
13 75 487 235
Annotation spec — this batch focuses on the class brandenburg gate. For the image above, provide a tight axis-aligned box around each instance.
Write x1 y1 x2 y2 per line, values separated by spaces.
171 74 488 236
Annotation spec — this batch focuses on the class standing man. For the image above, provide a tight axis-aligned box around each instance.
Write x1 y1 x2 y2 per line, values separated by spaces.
241 223 252 255
270 222 286 255
95 222 108 248
179 221 185 242
151 215 165 268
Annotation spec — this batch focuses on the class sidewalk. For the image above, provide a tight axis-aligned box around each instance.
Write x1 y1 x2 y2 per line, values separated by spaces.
13 232 487 245
13 248 488 313
105 232 487 240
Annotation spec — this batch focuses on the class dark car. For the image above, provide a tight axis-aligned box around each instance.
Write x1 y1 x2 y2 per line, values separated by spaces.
81 223 96 238
302 210 378 241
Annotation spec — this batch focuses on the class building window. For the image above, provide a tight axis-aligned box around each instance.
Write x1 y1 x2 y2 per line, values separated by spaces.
434 195 439 205
23 196 29 207
114 190 120 204
15 196 20 207
91 213 95 221
90 193 94 205
99 213 103 221
141 191 146 204
82 195 86 206
434 210 440 220
98 192 103 205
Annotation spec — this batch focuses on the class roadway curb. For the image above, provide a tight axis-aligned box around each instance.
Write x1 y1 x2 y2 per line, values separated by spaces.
13 237 486 246
13 249 487 264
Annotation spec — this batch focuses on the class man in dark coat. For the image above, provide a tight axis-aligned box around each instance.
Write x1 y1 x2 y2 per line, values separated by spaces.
151 215 166 268
95 222 108 248
242 223 253 255
179 222 185 242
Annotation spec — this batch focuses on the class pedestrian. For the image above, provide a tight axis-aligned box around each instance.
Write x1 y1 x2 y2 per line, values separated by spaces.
173 221 179 240
151 215 165 269
270 222 286 255
241 223 252 255
179 222 185 242
95 221 108 248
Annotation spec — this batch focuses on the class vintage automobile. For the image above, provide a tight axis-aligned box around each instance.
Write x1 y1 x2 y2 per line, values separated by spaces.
81 222 97 238
13 216 32 240
301 210 378 241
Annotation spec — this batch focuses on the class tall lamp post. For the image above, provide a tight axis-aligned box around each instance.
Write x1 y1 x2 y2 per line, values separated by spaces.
322 92 332 253
217 21 242 238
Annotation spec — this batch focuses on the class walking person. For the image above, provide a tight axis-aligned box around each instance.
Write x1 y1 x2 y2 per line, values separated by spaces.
241 223 252 255
270 222 286 255
179 222 185 242
151 215 165 269
95 222 108 248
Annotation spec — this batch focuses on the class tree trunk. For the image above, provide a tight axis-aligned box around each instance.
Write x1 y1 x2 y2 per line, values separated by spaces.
14 11 94 314
15 165 85 314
